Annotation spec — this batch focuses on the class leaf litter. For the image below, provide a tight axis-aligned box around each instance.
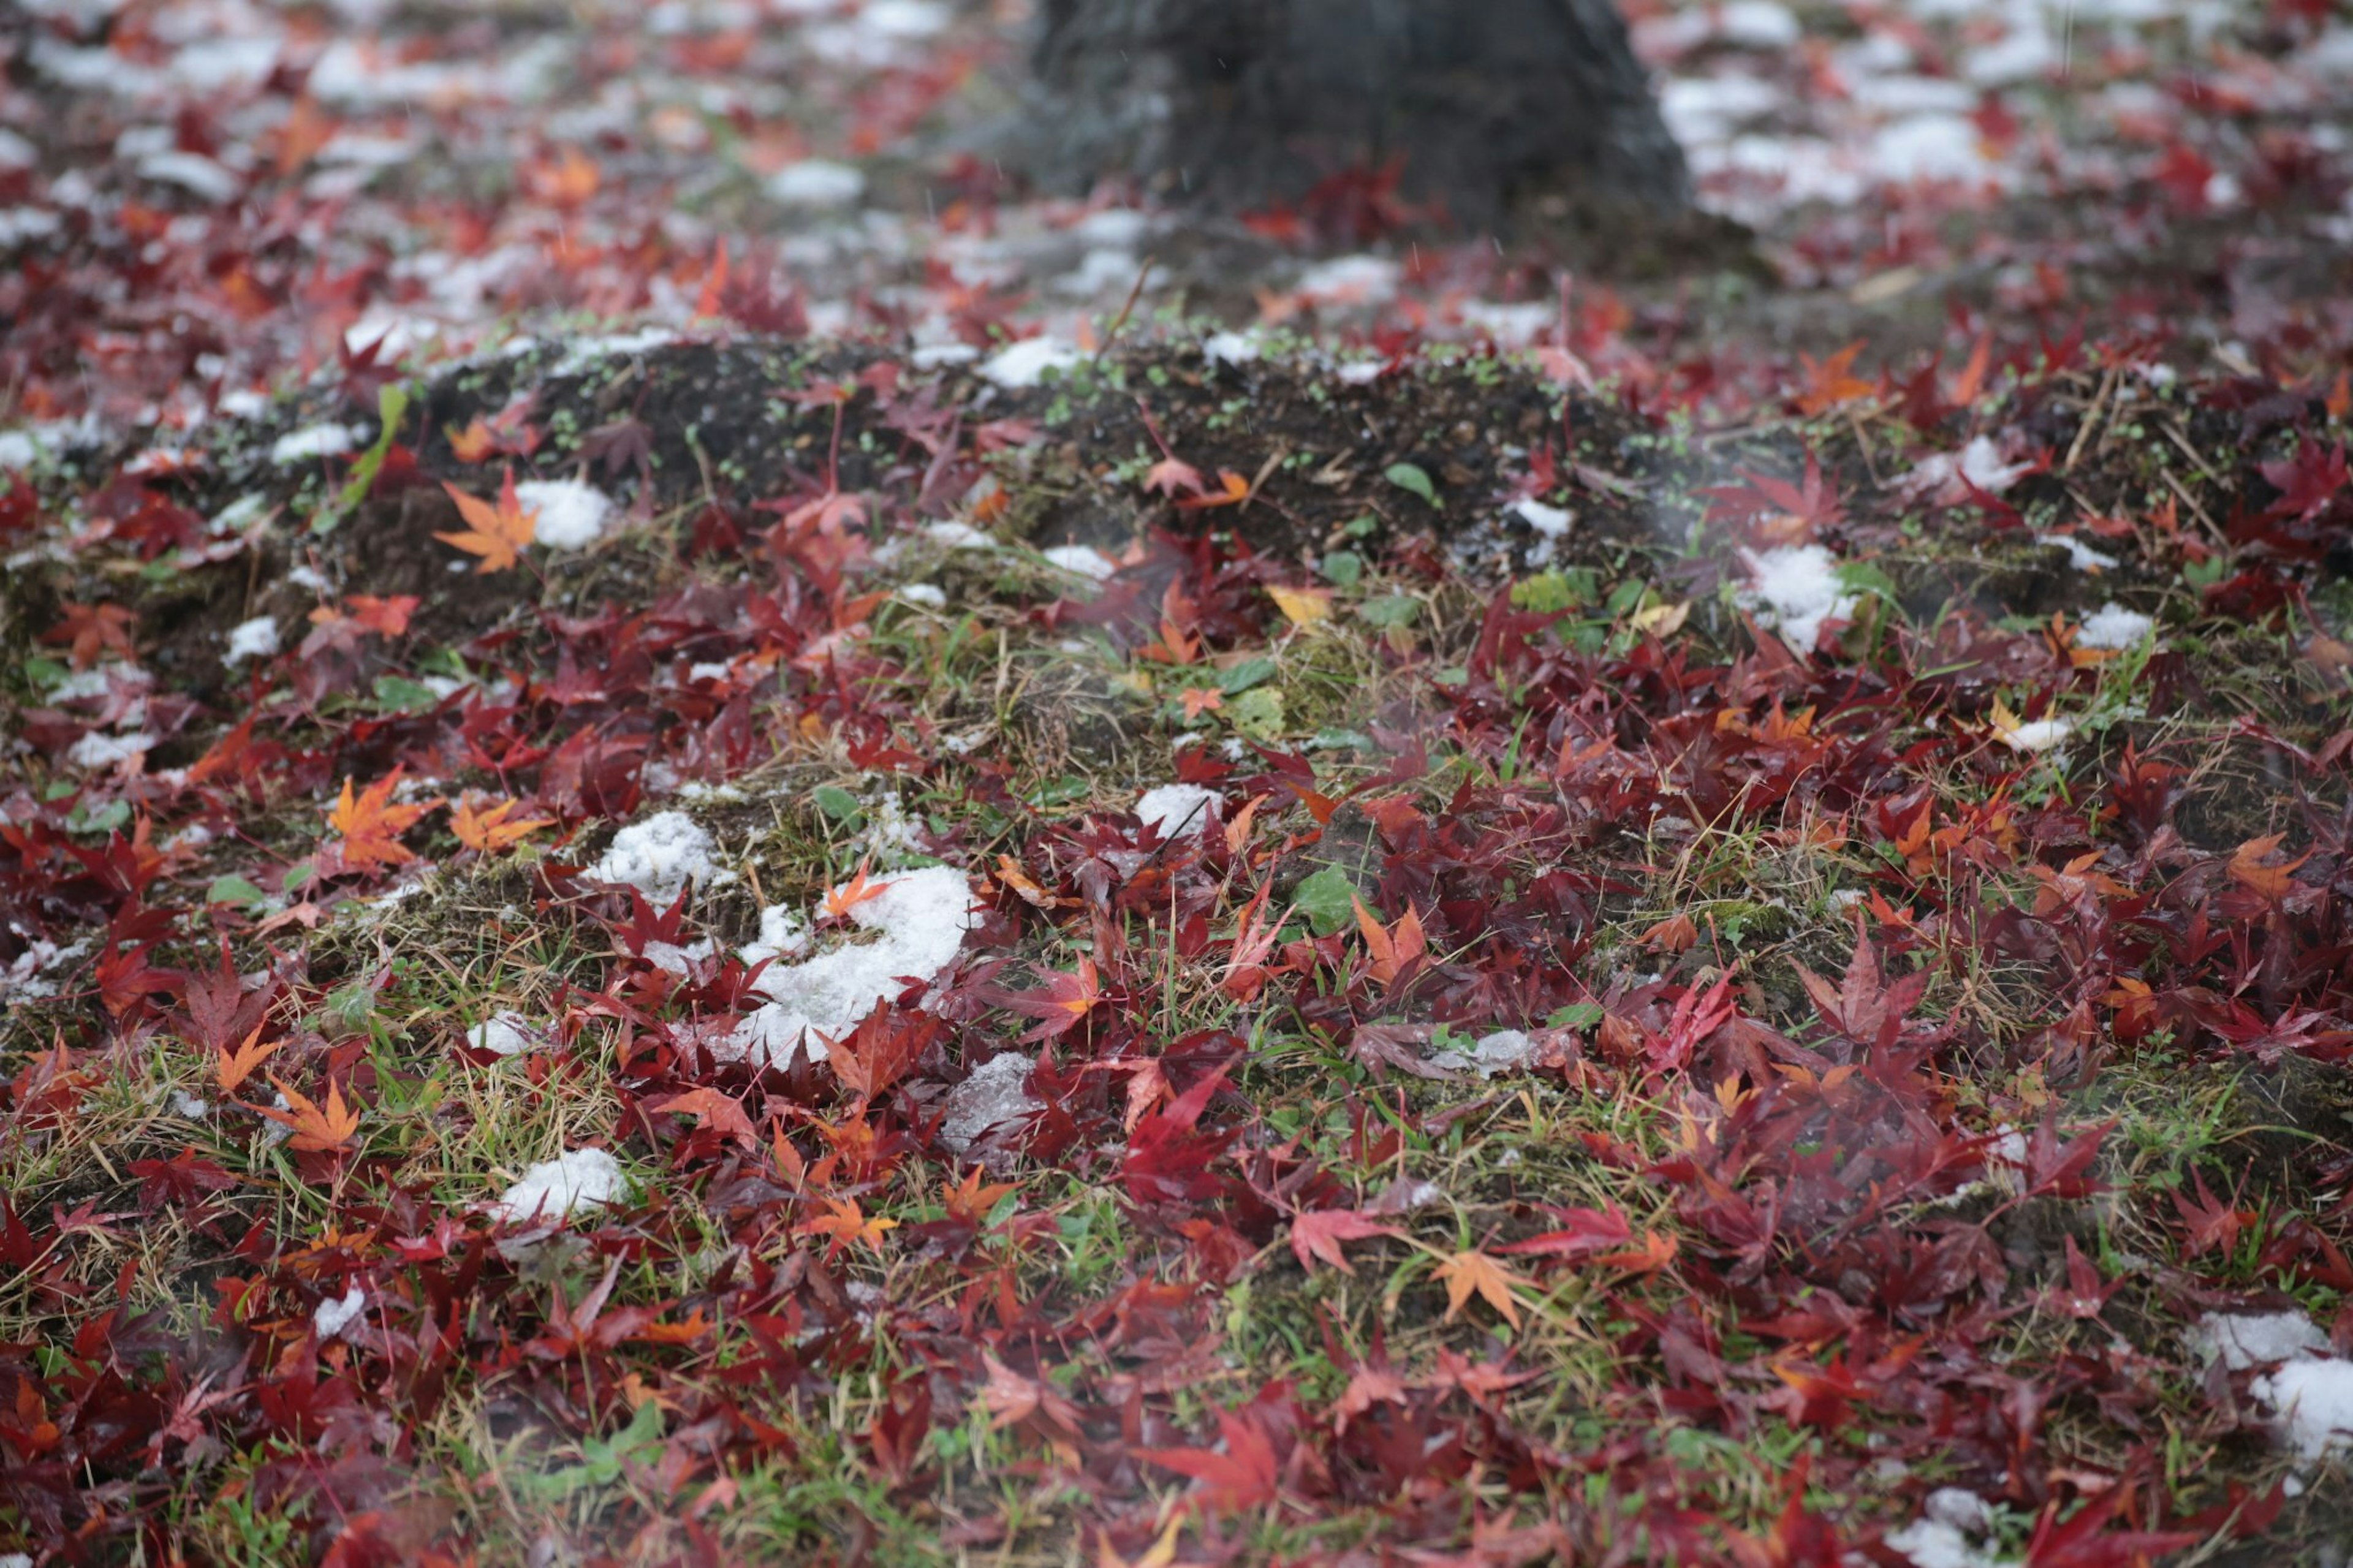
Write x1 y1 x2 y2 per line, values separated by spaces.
2 0 2353 1561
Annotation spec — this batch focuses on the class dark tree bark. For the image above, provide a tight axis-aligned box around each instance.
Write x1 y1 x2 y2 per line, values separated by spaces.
1007 0 1692 233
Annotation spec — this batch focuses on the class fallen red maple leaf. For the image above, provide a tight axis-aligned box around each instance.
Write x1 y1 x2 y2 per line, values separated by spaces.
1288 1208 1405 1276
644 1087 756 1148
1134 1404 1282 1513
1005 956 1104 1042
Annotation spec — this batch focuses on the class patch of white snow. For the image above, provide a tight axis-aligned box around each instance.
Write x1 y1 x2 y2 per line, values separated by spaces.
726 865 977 1066
979 337 1082 389
512 479 613 550
2076 604 2156 650
1740 544 1857 653
222 615 279 666
585 812 732 904
936 1053 1042 1154
313 1285 366 1341
490 1148 627 1224
1135 783 1221 840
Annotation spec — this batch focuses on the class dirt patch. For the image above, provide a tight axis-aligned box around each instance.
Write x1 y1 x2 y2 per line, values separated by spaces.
29 338 1667 679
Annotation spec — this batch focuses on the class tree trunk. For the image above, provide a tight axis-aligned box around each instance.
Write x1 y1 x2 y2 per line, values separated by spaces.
1009 0 1692 233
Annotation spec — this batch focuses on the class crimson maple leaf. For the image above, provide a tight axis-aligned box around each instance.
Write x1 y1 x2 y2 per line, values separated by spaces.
1497 1203 1635 1260
2259 436 2347 521
1699 452 1847 547
1794 933 1928 1050
1004 956 1104 1042
1289 1208 1405 1275
2173 1170 2246 1258
1135 1404 1282 1513
44 602 138 669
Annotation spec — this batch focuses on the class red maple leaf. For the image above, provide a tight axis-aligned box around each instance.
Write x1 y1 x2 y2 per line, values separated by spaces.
1699 452 1847 547
1289 1208 1405 1275
1004 956 1104 1042
1135 1404 1282 1513
2260 437 2348 522
2173 1170 2247 1258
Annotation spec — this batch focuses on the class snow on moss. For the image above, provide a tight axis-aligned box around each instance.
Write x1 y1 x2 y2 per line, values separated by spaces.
585 812 733 904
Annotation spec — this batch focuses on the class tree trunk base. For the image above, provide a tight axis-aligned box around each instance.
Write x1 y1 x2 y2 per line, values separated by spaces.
1000 0 1698 239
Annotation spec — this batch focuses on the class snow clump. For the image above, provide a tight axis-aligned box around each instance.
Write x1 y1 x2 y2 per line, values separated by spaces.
1042 544 1118 580
979 337 1082 389
271 422 359 464
2076 604 2156 650
313 1286 366 1341
67 732 156 770
767 159 866 208
1739 544 1857 653
512 479 613 550
726 865 977 1067
2190 1310 2353 1463
466 1012 541 1057
2192 1311 2332 1370
1886 1488 2009 1568
585 812 732 904
936 1053 1043 1154
491 1148 627 1224
1135 784 1221 841
222 615 279 666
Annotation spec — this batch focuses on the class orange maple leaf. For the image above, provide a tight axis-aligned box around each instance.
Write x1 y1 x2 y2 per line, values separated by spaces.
796 1195 896 1255
1435 1248 1528 1328
1172 469 1252 511
328 770 438 868
1596 1229 1680 1273
942 1166 1018 1225
444 418 499 464
1181 686 1225 721
1794 342 1877 416
644 1086 756 1147
435 469 538 574
822 862 892 920
215 1023 281 1095
452 797 553 854
1144 455 1207 498
2227 834 2309 901
1351 896 1428 990
526 145 601 206
259 1074 362 1153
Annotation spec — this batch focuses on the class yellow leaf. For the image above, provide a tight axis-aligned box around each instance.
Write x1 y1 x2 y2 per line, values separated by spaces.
1629 599 1689 637
1098 1515 1184 1568
1267 585 1332 627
